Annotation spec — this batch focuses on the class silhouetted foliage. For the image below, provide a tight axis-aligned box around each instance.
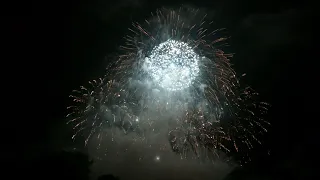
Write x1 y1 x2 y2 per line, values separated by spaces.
32 150 92 180
97 174 120 180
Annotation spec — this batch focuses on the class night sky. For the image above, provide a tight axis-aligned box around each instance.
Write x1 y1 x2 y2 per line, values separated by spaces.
7 0 317 179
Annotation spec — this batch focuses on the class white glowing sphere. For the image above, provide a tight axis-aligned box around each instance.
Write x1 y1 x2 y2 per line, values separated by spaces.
144 39 200 91
155 155 160 161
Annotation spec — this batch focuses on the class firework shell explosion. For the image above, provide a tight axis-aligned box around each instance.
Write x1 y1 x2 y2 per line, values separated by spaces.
67 7 270 163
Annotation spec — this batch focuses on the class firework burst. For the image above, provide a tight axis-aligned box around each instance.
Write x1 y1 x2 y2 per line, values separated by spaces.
67 6 270 163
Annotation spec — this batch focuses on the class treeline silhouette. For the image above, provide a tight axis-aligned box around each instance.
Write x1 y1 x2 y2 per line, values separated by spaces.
26 149 298 180
97 174 119 180
29 150 119 180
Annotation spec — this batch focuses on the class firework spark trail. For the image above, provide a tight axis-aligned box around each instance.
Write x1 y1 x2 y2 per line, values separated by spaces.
67 6 270 163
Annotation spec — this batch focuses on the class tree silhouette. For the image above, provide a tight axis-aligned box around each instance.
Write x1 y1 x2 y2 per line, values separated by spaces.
97 174 120 180
33 150 92 180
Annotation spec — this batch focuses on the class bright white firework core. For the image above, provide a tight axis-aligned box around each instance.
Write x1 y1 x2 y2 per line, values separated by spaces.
144 39 200 91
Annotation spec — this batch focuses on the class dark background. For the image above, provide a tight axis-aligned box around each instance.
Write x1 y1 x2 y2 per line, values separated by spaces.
5 0 317 179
